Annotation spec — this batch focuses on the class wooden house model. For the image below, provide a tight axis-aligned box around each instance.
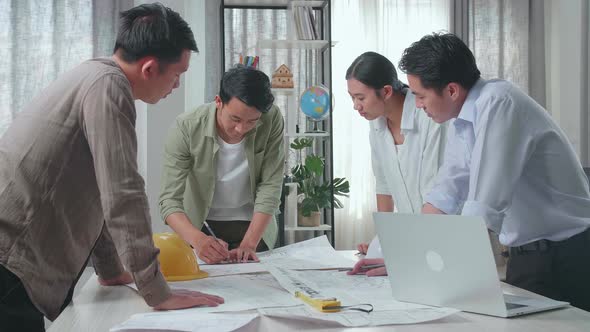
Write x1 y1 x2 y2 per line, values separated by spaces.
271 64 294 88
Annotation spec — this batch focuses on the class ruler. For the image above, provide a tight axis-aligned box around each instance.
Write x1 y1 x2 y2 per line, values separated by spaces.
265 264 342 313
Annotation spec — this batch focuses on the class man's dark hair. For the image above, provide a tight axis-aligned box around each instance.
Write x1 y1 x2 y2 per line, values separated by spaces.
114 2 198 65
399 32 480 93
345 51 407 95
219 65 275 113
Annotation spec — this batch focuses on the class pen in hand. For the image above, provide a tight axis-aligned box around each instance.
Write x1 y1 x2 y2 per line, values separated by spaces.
203 221 230 260
203 221 218 240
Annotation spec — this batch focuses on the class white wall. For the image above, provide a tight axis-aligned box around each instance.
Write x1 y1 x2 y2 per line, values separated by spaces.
135 0 207 233
545 0 590 166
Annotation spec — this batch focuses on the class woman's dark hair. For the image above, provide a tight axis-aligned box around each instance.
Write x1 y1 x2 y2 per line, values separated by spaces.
114 2 198 65
345 51 407 96
219 65 275 113
399 32 480 93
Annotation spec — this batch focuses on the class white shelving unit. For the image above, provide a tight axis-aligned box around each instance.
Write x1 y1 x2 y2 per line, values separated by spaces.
284 133 330 137
270 88 295 96
285 225 332 231
223 0 335 245
258 39 333 50
224 0 292 7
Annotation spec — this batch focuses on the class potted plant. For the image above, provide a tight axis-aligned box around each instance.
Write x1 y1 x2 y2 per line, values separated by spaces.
289 138 350 226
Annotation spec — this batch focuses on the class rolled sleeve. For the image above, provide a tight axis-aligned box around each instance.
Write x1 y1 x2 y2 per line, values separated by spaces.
133 258 171 306
82 74 168 306
462 200 504 233
253 108 285 215
425 190 462 215
424 123 469 214
159 118 194 222
419 121 447 204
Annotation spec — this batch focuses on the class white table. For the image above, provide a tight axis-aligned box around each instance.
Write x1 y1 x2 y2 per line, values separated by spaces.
48 254 590 332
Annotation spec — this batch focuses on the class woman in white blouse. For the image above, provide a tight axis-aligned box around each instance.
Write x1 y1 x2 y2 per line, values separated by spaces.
346 52 447 274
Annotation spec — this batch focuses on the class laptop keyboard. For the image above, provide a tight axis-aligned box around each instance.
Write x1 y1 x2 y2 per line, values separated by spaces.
505 302 527 310
504 294 529 310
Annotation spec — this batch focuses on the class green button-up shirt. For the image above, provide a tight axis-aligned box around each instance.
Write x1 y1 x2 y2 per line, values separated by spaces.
158 102 285 248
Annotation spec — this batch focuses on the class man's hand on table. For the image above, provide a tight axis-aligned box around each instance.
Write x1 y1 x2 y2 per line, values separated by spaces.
154 289 225 310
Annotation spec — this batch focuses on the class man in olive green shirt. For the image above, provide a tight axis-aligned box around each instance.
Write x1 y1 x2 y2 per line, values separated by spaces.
159 65 285 264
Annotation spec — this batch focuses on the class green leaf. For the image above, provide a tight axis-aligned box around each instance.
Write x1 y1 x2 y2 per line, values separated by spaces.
332 178 350 195
305 155 324 177
290 139 350 215
290 137 313 150
300 197 319 217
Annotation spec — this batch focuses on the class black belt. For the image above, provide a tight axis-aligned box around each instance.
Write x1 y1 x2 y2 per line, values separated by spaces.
509 239 552 255
508 228 590 256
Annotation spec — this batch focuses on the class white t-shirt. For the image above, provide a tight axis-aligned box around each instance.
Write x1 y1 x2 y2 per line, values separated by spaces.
206 136 253 221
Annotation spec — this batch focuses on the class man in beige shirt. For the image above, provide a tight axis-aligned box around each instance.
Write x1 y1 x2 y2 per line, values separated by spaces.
0 3 223 331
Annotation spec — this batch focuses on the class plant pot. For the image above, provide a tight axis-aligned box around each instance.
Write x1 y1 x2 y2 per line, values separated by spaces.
297 210 321 227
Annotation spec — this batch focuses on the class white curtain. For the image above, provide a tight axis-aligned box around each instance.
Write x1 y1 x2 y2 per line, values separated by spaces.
544 0 590 167
464 0 546 106
0 0 130 136
331 0 451 249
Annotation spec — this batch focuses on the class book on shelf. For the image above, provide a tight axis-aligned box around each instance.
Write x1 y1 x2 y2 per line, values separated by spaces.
239 54 260 69
238 54 259 69
291 6 318 40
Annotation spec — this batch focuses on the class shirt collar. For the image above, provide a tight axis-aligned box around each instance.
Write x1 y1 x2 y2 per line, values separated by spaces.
400 89 417 132
204 103 218 138
456 78 486 125
372 88 417 132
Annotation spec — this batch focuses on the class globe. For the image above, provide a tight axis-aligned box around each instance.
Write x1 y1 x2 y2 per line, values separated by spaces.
299 85 331 123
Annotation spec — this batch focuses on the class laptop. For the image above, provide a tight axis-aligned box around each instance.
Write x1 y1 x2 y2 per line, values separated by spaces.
373 212 569 317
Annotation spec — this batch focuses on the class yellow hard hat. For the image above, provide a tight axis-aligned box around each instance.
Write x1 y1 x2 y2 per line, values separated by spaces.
152 232 208 281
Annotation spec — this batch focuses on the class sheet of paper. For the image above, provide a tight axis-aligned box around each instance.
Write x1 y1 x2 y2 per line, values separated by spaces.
197 235 332 267
110 312 258 332
125 273 299 313
277 269 426 311
258 306 459 327
258 236 356 270
200 262 267 277
196 236 355 276
265 263 459 322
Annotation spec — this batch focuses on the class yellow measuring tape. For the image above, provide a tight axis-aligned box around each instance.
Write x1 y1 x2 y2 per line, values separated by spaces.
267 265 373 314
295 291 342 313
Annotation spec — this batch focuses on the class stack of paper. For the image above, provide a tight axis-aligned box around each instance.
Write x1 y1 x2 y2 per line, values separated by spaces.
198 235 356 277
114 236 459 331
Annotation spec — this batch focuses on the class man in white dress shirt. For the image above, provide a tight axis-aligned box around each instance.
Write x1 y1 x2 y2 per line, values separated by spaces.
398 32 590 311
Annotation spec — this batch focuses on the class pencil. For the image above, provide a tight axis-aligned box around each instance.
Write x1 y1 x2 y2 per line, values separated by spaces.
203 221 218 240
339 263 385 272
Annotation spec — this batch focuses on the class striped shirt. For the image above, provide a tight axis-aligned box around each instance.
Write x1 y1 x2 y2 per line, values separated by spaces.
0 58 169 320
